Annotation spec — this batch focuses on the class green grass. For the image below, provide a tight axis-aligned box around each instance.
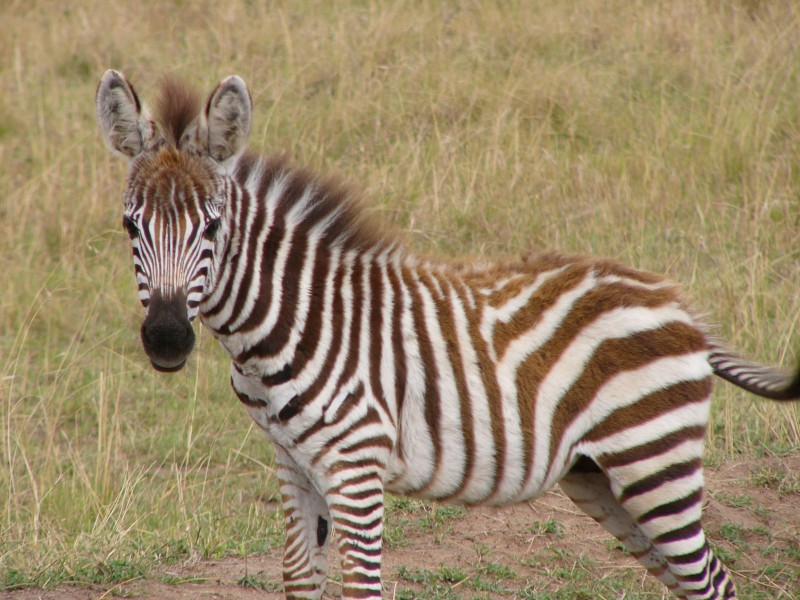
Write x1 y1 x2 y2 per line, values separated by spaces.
528 519 564 537
1 0 799 595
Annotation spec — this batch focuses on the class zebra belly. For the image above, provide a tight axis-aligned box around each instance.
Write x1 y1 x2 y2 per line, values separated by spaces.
383 445 557 506
382 393 558 506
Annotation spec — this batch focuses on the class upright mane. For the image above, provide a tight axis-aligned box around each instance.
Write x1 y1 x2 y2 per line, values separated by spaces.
154 75 201 146
232 151 396 256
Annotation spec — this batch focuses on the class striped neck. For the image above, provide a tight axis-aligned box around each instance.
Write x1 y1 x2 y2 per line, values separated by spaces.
199 151 398 372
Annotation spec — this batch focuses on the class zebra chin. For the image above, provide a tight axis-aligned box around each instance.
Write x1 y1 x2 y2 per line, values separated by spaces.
148 356 189 373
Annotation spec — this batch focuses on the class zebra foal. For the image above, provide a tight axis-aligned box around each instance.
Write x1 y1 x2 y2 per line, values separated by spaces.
96 70 799 599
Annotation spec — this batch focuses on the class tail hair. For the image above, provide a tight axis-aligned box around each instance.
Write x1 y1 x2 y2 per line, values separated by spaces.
709 343 800 401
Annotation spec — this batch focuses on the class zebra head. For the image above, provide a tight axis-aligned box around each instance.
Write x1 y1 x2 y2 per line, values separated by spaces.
96 70 252 372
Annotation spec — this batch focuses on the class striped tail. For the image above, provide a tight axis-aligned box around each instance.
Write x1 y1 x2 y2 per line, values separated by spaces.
709 343 800 401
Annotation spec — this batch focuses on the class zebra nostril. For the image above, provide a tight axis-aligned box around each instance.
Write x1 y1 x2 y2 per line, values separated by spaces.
140 292 195 370
141 319 195 350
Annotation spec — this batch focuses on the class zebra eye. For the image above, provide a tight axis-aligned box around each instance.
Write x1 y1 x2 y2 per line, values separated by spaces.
203 218 221 240
122 215 139 239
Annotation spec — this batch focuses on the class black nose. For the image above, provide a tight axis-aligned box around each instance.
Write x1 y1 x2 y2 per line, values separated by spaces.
140 291 195 372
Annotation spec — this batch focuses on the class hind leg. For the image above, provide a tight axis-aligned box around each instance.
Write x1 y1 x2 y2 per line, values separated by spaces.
584 435 736 599
560 458 683 595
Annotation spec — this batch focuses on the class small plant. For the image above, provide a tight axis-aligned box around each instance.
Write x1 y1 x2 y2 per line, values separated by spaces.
708 541 739 565
395 565 467 599
604 538 630 555
236 573 281 591
436 565 467 584
422 505 467 529
1 569 28 592
751 466 785 489
472 543 491 562
718 523 746 544
749 466 800 494
528 518 564 537
477 561 515 579
716 492 753 508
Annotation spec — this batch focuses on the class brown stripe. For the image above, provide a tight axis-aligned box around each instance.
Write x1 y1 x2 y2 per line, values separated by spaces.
402 265 442 494
325 458 385 478
461 280 506 501
238 171 332 344
261 241 332 384
428 271 474 501
480 253 575 308
277 395 303 421
326 469 383 495
597 425 706 469
201 185 244 316
367 258 389 417
667 542 708 564
205 158 279 320
225 175 291 336
653 519 703 544
230 376 267 408
241 226 307 340
304 388 382 463
492 263 591 360
637 488 703 524
270 256 348 441
297 382 368 449
331 254 364 399
387 260 407 458
516 279 682 492
547 321 708 475
618 458 702 504
339 434 393 456
591 257 665 285
582 379 712 445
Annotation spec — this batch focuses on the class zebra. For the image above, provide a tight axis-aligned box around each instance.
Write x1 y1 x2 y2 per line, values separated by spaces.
95 70 799 600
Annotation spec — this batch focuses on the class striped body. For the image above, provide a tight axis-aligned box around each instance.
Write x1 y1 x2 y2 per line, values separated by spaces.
97 71 800 600
204 158 710 506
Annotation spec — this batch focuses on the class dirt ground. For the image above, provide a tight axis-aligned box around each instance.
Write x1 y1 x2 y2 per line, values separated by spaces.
4 456 798 599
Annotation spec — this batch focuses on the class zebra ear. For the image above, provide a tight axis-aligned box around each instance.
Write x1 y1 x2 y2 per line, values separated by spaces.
96 70 155 160
205 75 252 162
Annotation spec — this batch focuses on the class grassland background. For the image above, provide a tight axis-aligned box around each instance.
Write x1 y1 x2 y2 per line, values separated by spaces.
1 0 799 596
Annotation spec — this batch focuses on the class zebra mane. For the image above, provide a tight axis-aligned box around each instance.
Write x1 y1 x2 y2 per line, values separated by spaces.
154 74 202 147
235 151 395 255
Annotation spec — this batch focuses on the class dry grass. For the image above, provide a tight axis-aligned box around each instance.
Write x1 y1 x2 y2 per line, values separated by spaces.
1 0 799 593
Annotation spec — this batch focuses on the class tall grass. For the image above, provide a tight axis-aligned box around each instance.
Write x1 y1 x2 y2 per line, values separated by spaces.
1 0 799 589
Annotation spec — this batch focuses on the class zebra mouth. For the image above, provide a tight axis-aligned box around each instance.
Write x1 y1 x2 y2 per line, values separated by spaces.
140 290 195 374
150 358 187 373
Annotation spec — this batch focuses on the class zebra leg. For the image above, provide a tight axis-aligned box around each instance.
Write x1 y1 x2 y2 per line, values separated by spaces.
559 460 683 595
274 446 331 600
595 453 737 599
325 469 385 599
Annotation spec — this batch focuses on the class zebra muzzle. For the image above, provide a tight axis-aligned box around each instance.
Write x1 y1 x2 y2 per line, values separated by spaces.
140 291 195 373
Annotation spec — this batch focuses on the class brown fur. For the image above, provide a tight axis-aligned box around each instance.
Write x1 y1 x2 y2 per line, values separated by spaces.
424 269 477 501
130 148 214 213
154 75 202 146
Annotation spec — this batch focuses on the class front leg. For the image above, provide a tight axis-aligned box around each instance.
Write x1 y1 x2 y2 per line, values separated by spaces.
326 468 385 599
274 446 331 600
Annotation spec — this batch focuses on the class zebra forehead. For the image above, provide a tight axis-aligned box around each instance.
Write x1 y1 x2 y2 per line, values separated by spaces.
130 148 214 214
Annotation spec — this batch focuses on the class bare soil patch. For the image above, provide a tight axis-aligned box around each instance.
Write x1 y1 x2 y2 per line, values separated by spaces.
4 456 798 599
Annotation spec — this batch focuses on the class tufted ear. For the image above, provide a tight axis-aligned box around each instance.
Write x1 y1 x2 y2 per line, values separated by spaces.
96 70 155 159
205 75 252 162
